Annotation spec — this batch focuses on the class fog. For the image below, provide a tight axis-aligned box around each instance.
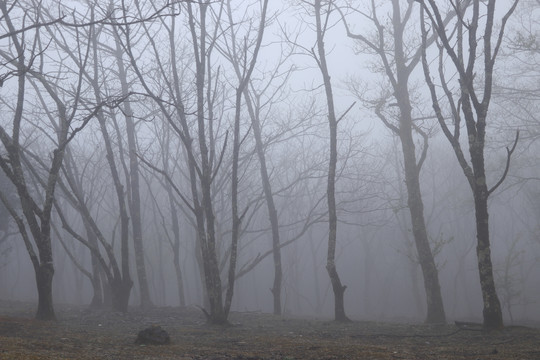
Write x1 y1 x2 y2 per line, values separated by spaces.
0 0 538 327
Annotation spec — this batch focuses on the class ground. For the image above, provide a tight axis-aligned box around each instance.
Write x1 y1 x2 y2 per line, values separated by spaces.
1 301 539 359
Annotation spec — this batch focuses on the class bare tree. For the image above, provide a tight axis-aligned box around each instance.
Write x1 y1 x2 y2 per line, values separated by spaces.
313 0 351 322
114 0 248 323
109 22 153 309
213 0 287 315
34 4 138 311
154 122 187 307
218 0 271 319
61 146 105 308
419 0 520 329
56 145 134 312
493 0 540 141
0 1 105 320
338 0 450 323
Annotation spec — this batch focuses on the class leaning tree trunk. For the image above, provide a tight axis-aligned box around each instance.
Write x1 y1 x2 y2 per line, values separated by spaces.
399 119 446 323
392 0 446 324
401 139 446 323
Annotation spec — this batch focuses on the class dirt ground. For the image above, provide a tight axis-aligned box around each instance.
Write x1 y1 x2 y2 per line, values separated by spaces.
1 300 539 359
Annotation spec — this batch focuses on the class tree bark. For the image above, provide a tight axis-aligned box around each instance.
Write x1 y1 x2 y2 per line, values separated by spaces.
474 185 503 328
34 261 55 320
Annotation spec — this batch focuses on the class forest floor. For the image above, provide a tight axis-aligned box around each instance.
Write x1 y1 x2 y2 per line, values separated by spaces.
0 300 539 359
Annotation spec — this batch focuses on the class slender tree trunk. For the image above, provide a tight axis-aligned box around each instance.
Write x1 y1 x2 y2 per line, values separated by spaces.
83 220 103 308
251 112 282 316
187 2 225 324
96 116 133 312
172 245 186 307
314 0 349 322
125 112 152 308
162 141 186 307
58 140 131 314
88 23 133 313
63 147 104 309
111 33 152 309
220 0 275 315
225 0 272 310
237 72 282 316
309 229 323 314
362 240 373 316
224 87 242 319
166 181 186 307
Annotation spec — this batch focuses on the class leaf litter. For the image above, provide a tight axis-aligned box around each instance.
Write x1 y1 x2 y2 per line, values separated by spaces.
1 300 539 359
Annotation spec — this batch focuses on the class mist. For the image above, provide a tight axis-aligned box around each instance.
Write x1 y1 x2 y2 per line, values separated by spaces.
0 0 538 331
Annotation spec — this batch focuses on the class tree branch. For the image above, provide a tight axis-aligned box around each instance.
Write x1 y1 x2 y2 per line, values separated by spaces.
488 130 520 195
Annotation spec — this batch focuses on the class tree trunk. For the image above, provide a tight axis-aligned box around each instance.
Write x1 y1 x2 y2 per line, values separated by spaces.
161 124 186 308
112 33 153 309
314 0 350 322
473 167 503 328
110 277 133 313
418 0 516 329
173 250 186 307
390 0 446 324
224 87 242 319
85 20 134 314
126 122 153 309
83 220 103 308
187 2 226 325
400 127 446 323
34 261 55 320
251 115 282 316
168 186 186 307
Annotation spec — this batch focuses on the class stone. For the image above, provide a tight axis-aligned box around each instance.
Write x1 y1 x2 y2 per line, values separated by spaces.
135 325 171 345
